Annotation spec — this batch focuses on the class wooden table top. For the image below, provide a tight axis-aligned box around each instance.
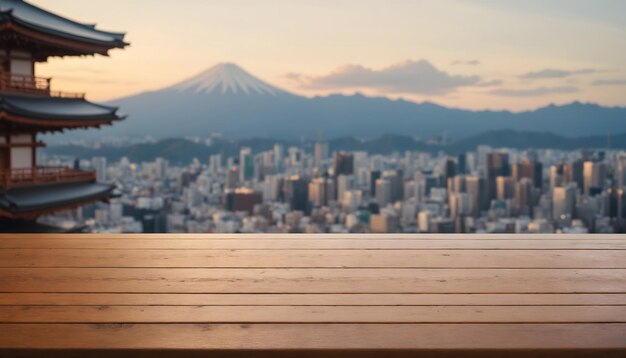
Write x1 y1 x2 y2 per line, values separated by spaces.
1 234 625 357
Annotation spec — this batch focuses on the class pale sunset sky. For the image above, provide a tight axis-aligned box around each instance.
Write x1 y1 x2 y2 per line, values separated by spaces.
33 0 626 111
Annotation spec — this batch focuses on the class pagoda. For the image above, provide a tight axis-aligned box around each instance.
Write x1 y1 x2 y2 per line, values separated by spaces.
0 0 128 231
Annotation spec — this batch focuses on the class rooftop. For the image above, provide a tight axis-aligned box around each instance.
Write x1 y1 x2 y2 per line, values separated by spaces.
0 0 127 58
0 93 124 129
0 234 624 356
0 181 115 218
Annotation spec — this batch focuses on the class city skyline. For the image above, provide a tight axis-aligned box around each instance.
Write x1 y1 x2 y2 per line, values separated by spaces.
31 0 626 111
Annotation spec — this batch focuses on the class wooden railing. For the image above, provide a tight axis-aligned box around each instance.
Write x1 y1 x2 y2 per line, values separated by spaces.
0 72 85 98
0 166 96 189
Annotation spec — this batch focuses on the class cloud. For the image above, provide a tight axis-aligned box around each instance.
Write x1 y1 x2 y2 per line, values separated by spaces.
293 60 481 95
592 79 626 86
451 60 481 66
475 79 503 87
520 68 596 79
284 72 304 82
490 86 579 97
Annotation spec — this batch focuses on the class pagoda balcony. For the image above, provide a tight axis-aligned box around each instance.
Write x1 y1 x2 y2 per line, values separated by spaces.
0 72 85 99
0 166 96 189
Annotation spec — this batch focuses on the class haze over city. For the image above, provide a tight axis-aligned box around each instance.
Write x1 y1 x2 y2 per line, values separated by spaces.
33 0 626 111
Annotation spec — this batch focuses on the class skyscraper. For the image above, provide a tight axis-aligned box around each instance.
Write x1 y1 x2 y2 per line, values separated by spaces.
513 160 543 189
564 158 584 191
333 152 354 176
485 153 510 202
308 178 335 206
382 170 404 203
553 184 577 220
283 176 309 212
273 144 284 171
616 153 626 189
466 176 488 216
515 178 534 216
375 179 392 207
239 148 254 182
583 161 606 196
92 157 108 183
314 142 329 169
496 176 516 200
337 175 354 204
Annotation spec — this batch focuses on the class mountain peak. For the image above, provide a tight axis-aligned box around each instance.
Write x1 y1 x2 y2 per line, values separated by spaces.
168 63 288 96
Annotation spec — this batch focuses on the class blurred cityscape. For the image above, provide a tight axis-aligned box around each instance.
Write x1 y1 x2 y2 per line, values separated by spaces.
40 142 626 234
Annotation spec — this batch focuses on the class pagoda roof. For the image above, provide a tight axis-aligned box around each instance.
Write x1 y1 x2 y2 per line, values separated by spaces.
0 94 125 128
0 182 115 218
0 0 128 58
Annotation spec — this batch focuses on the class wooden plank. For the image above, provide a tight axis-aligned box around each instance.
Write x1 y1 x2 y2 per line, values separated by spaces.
1 324 625 350
1 249 624 268
2 238 625 250
2 233 623 240
2 293 625 307
2 305 626 323
1 268 624 293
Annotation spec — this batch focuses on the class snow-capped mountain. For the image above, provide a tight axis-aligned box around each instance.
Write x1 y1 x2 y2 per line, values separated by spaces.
167 63 289 96
51 63 626 142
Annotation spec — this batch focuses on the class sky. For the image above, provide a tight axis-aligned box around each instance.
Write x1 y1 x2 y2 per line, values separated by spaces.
33 0 626 111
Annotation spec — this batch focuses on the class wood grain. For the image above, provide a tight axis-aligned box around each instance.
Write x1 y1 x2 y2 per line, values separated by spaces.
2 324 625 350
1 249 624 268
2 238 625 250
1 234 625 357
2 305 626 323
2 293 625 306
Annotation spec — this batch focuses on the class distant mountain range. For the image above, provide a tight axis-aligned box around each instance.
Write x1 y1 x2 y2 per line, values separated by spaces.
52 63 626 142
45 130 623 164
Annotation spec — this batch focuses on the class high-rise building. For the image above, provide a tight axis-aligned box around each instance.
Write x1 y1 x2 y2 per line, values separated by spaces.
513 160 542 189
444 157 457 183
382 170 403 203
457 154 467 175
450 193 473 219
617 188 626 232
228 188 263 214
0 1 127 230
564 159 584 191
342 190 363 212
337 175 354 204
496 176 516 200
333 152 354 176
92 157 108 183
273 144 284 171
466 176 488 216
308 178 335 206
375 179 392 207
616 153 626 189
209 154 222 176
550 164 565 189
583 161 606 196
515 178 534 215
370 212 399 233
239 148 254 182
370 170 381 196
263 175 283 202
553 184 577 220
485 153 510 201
314 142 329 169
283 175 309 212
226 167 239 189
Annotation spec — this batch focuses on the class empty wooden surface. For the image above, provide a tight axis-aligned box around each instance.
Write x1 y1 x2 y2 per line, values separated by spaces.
0 234 625 357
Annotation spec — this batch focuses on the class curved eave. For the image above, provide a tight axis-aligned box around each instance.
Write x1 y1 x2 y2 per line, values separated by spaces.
0 182 115 219
0 9 128 58
0 94 125 128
